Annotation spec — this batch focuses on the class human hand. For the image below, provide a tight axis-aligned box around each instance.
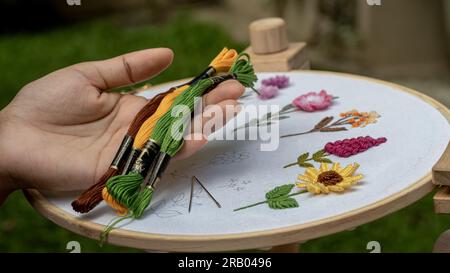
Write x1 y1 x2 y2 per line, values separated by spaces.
0 48 243 202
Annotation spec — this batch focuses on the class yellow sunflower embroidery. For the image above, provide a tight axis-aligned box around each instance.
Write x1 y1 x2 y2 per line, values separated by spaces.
297 162 363 194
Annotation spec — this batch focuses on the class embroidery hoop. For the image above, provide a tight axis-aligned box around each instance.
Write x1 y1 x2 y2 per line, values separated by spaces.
24 71 450 252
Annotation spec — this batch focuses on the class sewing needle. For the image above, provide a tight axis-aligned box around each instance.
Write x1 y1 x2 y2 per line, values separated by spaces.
188 176 195 213
193 176 222 208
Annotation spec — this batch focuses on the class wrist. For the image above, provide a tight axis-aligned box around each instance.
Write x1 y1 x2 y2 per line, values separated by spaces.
0 108 17 204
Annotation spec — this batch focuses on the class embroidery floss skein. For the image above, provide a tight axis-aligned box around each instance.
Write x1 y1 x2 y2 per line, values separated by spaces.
70 89 173 213
102 86 188 215
102 48 240 214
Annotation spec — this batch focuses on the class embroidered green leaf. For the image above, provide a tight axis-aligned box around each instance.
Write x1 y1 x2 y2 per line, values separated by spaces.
312 149 326 160
268 197 299 209
299 162 314 168
297 152 309 164
314 158 333 163
311 149 332 164
265 184 295 200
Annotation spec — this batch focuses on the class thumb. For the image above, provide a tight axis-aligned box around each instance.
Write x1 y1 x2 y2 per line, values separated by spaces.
70 48 174 91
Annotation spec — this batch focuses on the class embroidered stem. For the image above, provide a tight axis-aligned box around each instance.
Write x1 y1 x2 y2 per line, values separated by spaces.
281 116 349 138
283 162 299 168
280 129 317 138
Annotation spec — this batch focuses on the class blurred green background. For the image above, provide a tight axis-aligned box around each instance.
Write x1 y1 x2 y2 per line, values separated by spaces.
1 0 450 252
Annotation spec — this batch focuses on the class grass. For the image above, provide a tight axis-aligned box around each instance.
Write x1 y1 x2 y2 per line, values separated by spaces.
1 16 450 253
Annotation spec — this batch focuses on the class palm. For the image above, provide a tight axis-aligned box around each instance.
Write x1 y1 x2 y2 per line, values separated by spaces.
5 66 147 191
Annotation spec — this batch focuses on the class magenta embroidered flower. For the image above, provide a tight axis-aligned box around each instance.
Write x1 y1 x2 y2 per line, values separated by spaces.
324 136 387 158
261 75 290 89
258 85 280 100
293 90 333 112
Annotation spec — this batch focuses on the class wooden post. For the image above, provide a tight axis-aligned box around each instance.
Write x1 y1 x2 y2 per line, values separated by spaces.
245 17 309 72
249 17 289 54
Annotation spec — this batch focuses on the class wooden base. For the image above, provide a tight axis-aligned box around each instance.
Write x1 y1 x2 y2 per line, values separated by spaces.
245 42 308 72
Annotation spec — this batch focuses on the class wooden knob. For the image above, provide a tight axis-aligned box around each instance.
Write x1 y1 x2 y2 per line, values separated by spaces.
249 17 289 54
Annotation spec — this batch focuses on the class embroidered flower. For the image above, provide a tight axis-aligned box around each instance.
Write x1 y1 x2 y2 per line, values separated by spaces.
339 110 380 127
258 85 279 100
261 75 290 89
324 136 387 158
293 90 334 112
297 162 363 194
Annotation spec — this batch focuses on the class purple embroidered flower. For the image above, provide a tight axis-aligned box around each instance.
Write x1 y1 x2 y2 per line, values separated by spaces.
258 85 279 100
261 75 290 89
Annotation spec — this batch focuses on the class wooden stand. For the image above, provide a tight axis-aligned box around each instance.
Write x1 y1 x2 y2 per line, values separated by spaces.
432 142 450 252
24 75 449 253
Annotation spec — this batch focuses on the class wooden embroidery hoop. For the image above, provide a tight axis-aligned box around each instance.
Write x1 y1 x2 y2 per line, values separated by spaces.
24 70 450 252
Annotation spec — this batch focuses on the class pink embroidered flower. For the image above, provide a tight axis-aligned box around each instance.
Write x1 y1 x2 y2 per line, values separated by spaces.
258 85 279 100
261 75 290 89
293 90 333 112
324 136 387 158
